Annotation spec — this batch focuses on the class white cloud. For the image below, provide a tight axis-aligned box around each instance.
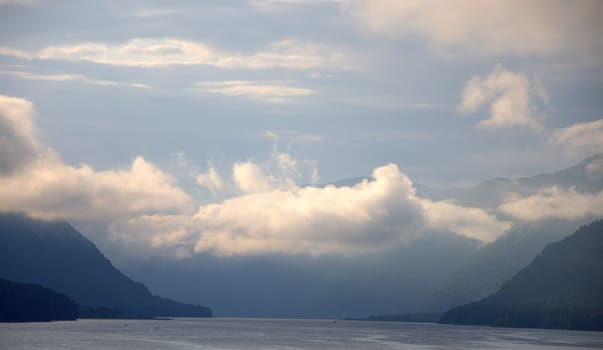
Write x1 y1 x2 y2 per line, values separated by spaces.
0 94 512 257
131 8 184 18
344 0 603 56
0 94 190 222
262 130 324 150
459 65 547 131
193 163 510 256
109 214 197 259
0 47 32 59
262 130 321 183
0 70 150 89
197 165 226 195
195 80 315 103
0 38 346 70
194 164 424 255
499 187 603 221
551 119 603 154
233 161 279 193
421 200 511 242
0 95 43 176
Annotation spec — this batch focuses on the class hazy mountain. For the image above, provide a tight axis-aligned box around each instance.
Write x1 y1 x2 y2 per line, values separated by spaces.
440 219 603 331
416 154 603 209
416 155 603 312
120 154 603 318
122 232 478 319
0 278 79 322
427 218 591 312
0 213 212 318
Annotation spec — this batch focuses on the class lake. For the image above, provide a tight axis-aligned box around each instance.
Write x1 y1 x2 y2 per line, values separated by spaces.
1 318 603 349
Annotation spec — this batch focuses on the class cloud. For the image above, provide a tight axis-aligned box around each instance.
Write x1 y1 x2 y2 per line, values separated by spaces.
233 162 277 193
0 47 32 59
0 95 43 176
344 0 603 56
0 94 190 222
0 94 511 257
108 214 197 259
194 80 315 103
422 200 511 242
499 187 603 221
0 70 150 89
130 8 185 18
0 38 346 70
193 163 510 256
551 119 603 154
197 165 226 195
459 65 548 130
194 164 424 255
262 130 324 151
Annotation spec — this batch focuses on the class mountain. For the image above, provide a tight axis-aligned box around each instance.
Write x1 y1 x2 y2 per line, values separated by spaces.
417 155 603 312
0 278 79 322
0 213 212 318
427 219 588 312
121 232 478 318
416 154 603 209
440 219 603 331
120 155 603 318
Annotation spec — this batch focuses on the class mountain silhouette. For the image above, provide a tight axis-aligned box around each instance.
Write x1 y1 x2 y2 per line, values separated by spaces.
0 213 212 318
440 219 603 331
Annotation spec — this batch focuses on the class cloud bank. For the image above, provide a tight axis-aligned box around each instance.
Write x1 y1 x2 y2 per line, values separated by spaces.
500 187 603 221
345 0 603 56
0 94 512 256
193 162 510 256
551 119 603 154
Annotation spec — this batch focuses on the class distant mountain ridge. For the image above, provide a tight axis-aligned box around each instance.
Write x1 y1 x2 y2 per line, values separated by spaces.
440 219 603 331
121 154 603 319
415 154 603 209
0 213 212 318
426 219 588 313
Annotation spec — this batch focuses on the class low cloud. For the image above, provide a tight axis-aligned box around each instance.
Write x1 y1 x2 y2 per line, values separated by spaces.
499 187 603 221
193 163 510 256
551 119 603 154
422 200 511 242
459 65 548 131
0 94 512 257
0 95 190 222
194 80 315 103
344 0 603 57
194 164 425 256
0 38 346 70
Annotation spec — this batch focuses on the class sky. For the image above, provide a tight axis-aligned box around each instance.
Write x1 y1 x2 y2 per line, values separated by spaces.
1 0 603 259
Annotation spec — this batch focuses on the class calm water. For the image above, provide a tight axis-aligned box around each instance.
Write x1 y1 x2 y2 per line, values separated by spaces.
1 318 602 350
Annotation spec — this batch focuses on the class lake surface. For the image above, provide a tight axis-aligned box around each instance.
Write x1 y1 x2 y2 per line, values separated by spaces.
1 318 603 349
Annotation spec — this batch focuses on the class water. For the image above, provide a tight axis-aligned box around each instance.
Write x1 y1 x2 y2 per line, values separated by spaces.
1 318 602 350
